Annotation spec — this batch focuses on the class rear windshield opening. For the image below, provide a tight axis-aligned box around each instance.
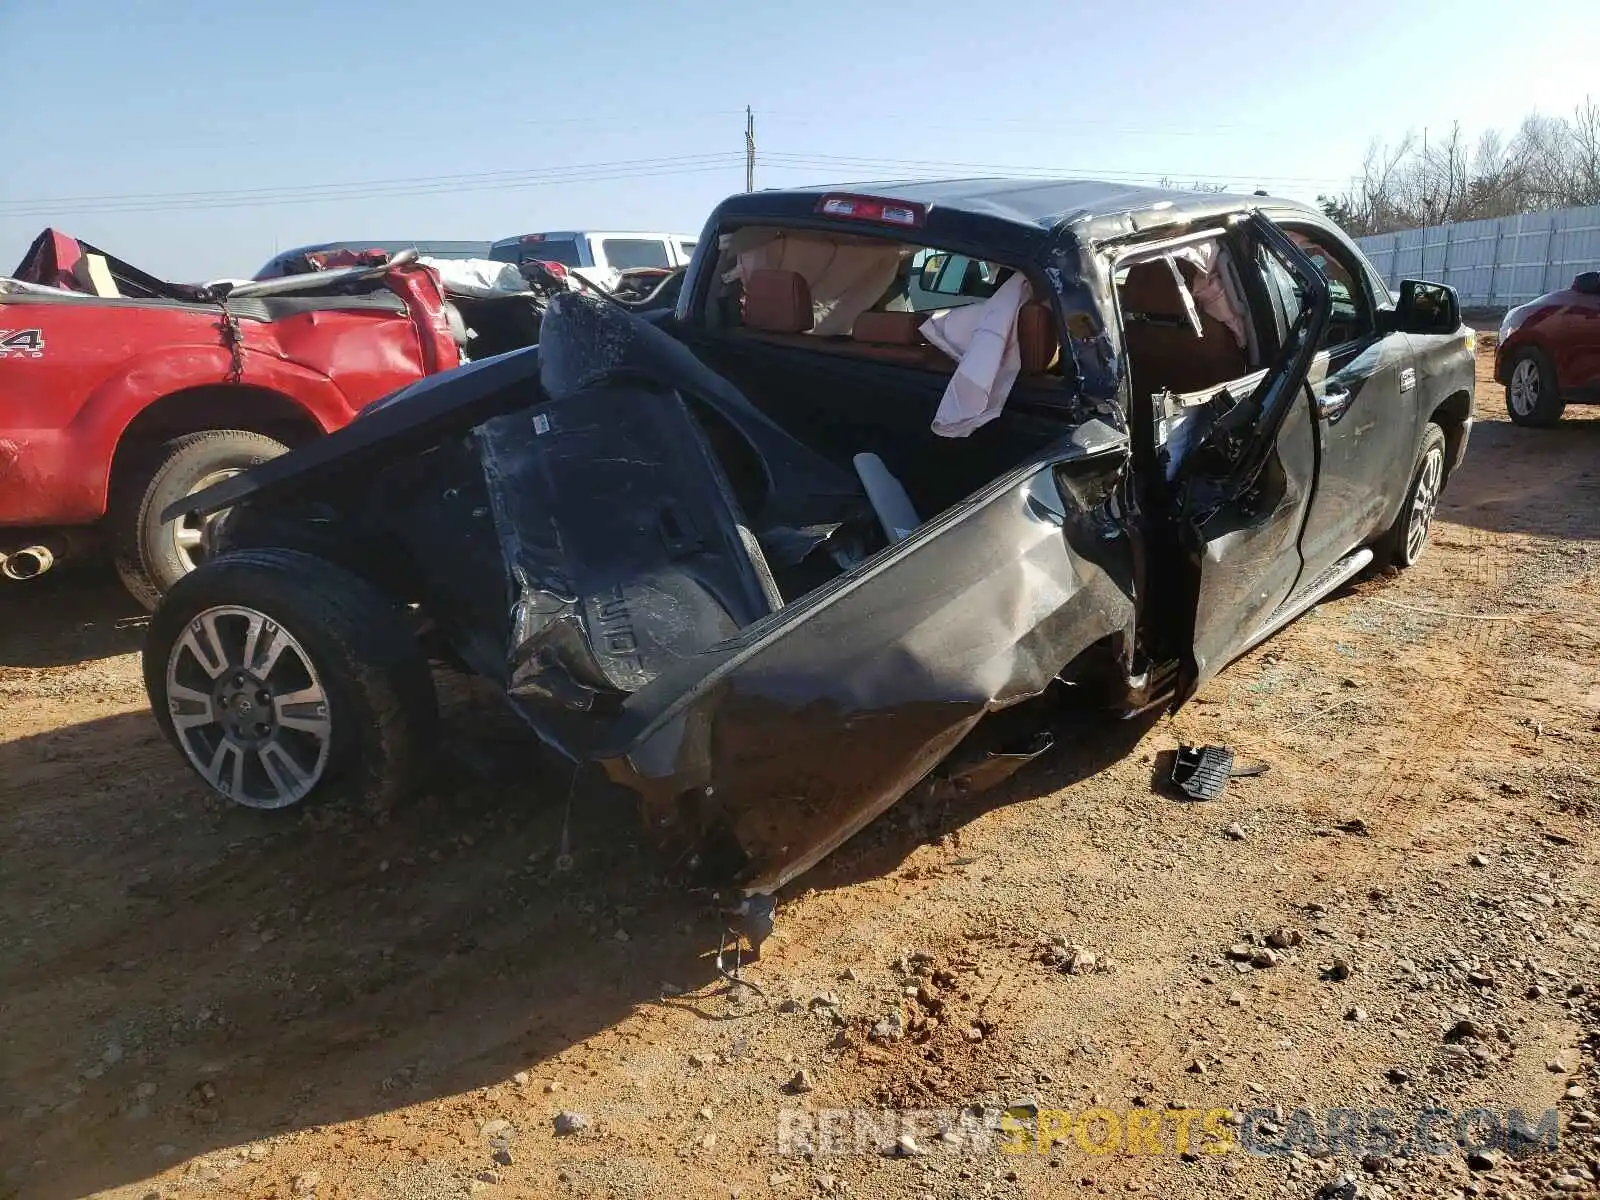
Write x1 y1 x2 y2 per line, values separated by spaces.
709 227 1011 327
491 238 583 269
701 225 1063 384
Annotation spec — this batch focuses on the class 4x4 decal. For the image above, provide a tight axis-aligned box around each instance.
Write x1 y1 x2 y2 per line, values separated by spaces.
0 329 45 358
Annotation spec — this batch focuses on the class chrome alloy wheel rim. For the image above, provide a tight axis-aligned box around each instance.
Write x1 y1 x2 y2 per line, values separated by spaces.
171 468 243 572
1507 358 1540 416
165 605 331 808
1406 447 1445 562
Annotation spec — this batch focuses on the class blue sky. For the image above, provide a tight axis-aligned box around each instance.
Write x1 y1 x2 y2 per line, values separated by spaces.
2 0 1596 281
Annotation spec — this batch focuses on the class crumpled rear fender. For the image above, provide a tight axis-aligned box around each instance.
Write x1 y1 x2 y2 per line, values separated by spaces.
598 424 1136 895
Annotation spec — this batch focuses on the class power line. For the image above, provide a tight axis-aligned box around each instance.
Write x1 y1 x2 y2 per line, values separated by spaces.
70 108 1314 157
758 151 1350 186
0 157 746 218
52 108 750 154
757 112 1316 138
0 154 743 212
0 137 1352 222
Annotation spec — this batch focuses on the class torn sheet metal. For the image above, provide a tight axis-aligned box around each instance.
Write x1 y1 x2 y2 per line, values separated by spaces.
595 423 1135 897
944 729 1056 793
461 295 1138 896
11 227 210 302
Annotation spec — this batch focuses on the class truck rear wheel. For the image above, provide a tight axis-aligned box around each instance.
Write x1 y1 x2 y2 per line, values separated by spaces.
112 429 288 610
144 548 437 811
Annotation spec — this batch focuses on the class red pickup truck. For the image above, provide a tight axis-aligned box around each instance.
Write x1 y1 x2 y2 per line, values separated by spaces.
0 230 466 606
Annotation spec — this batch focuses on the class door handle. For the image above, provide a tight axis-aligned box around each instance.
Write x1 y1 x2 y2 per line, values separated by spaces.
1316 385 1353 422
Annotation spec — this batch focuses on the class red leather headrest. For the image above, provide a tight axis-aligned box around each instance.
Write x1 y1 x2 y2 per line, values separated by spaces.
744 269 813 334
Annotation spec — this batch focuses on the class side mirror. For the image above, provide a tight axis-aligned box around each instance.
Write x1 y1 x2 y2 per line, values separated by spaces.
918 253 949 292
1392 279 1460 335
1573 271 1600 295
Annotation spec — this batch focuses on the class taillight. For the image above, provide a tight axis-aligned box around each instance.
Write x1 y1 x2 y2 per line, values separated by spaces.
814 193 927 228
521 233 546 243
531 259 568 278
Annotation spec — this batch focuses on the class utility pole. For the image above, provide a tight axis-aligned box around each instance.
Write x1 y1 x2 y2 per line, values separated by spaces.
1422 126 1433 223
745 106 755 192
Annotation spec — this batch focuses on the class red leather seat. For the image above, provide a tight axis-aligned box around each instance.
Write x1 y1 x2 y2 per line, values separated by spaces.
1119 261 1248 395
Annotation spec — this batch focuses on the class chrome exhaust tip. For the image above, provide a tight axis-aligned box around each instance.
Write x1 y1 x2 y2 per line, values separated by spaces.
1 545 55 581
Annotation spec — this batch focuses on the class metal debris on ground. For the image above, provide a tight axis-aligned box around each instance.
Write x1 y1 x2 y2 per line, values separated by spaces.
713 926 768 1001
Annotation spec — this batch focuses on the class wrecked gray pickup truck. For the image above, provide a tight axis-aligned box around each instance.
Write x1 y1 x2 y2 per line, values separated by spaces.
145 179 1477 902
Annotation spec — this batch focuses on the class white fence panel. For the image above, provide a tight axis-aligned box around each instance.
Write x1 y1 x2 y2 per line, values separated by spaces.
1355 204 1600 308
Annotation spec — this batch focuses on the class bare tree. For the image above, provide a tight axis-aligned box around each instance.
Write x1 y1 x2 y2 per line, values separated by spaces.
1319 98 1600 234
1567 97 1600 205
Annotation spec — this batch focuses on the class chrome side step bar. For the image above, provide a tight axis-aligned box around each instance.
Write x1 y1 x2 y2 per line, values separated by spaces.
1236 547 1373 660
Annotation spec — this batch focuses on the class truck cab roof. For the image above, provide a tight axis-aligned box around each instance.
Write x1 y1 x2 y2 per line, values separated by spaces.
700 177 1316 252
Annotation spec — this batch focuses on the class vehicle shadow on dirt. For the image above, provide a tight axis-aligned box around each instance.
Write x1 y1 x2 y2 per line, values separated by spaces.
1441 410 1600 542
0 564 149 668
1 676 1157 1198
799 708 1162 894
0 693 727 1198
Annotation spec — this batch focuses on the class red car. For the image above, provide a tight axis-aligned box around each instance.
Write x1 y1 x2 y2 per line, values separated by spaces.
1495 269 1600 426
0 229 462 606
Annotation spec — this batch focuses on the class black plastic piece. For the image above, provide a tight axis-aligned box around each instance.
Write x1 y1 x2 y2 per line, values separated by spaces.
1172 743 1235 800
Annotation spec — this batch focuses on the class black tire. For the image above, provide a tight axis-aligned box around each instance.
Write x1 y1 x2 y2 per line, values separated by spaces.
1503 346 1564 427
111 429 289 611
1379 423 1448 570
144 548 437 812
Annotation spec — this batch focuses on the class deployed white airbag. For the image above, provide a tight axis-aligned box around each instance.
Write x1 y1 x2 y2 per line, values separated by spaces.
920 273 1032 438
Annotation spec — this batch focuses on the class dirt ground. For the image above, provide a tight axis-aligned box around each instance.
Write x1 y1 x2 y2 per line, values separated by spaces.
2 343 1597 1200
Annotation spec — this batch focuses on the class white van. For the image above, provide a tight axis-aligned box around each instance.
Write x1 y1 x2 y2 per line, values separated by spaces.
489 231 698 292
